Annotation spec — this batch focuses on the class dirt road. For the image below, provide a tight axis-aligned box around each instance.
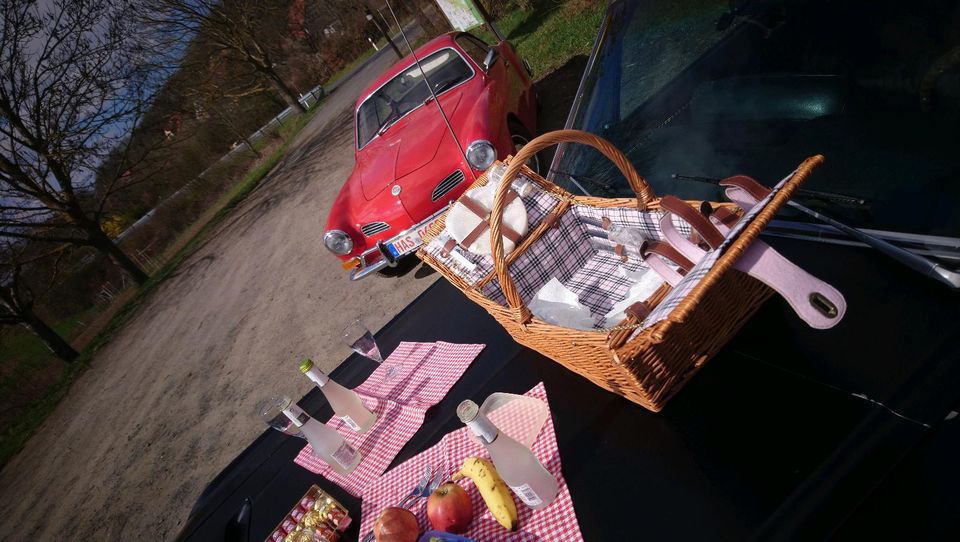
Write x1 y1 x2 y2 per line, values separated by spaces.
0 47 436 540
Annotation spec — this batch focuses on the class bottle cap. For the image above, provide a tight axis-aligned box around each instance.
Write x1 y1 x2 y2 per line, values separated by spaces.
457 400 480 424
298 358 315 373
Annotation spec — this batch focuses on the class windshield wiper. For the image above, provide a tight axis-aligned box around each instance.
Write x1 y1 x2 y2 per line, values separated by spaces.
673 174 865 207
377 114 400 136
672 172 960 289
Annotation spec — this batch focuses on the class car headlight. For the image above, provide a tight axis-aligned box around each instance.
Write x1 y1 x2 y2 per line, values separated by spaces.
465 140 496 170
323 230 354 255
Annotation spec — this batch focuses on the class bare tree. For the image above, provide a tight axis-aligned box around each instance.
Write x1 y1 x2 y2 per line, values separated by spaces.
0 0 162 285
0 242 78 363
141 0 309 113
403 0 451 39
187 47 303 158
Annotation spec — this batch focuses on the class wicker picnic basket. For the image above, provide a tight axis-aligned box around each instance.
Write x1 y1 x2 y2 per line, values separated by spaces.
418 130 823 411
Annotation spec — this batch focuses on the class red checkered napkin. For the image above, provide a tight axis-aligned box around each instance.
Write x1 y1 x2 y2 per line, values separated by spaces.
359 382 585 542
294 393 426 496
294 342 484 496
355 341 486 407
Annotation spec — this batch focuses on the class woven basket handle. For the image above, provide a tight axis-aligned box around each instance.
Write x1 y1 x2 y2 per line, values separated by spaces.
489 129 655 321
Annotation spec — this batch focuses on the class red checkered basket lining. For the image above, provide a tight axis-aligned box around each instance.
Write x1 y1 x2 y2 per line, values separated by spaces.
359 382 585 542
294 342 485 496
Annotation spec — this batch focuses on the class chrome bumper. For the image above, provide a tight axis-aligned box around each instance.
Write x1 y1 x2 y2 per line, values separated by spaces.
347 207 448 281
348 243 395 281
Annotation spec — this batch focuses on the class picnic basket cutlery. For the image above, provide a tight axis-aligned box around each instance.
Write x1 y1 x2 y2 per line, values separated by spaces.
418 129 845 411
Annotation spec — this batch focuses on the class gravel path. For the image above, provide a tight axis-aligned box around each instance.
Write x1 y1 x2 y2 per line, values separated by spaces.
0 46 437 541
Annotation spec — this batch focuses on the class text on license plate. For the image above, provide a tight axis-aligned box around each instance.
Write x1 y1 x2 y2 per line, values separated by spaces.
386 218 440 258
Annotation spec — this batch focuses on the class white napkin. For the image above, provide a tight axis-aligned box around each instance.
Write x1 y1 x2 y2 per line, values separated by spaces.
528 278 596 330
604 267 665 324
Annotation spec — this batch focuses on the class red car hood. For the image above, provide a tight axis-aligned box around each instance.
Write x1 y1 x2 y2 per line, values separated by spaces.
357 93 464 200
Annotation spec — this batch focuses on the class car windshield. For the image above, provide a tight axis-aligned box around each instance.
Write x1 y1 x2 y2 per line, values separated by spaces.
553 0 960 239
356 48 473 148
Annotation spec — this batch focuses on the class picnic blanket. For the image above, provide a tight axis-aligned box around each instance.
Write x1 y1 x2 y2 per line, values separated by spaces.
294 341 485 496
358 382 585 541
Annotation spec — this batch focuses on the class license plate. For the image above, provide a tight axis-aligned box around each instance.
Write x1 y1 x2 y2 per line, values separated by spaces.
385 216 441 258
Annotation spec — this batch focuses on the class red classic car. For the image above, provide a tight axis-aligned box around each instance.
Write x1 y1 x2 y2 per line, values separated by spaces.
323 32 539 280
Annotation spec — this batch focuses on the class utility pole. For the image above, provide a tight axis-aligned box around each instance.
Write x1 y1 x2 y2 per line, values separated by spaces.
365 7 402 58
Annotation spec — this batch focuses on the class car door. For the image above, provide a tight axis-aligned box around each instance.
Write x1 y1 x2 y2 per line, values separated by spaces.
456 34 509 144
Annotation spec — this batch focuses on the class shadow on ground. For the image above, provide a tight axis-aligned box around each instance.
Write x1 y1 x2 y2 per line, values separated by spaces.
507 0 564 42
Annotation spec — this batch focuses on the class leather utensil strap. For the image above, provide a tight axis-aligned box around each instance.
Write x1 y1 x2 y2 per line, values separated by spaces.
639 240 691 286
681 182 847 329
710 205 741 228
601 216 629 262
642 241 694 271
440 238 457 258
659 195 725 249
719 175 771 211
719 174 772 200
625 301 651 321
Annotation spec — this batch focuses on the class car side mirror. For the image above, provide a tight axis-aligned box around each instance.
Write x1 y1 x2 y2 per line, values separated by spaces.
482 48 500 73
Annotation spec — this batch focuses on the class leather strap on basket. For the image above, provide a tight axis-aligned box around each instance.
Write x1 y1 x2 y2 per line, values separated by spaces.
720 174 772 200
489 130 657 322
659 195 725 249
601 217 628 262
625 301 651 321
440 239 457 258
459 190 522 249
640 241 693 287
654 155 825 340
658 162 847 330
710 205 741 228
719 174 772 212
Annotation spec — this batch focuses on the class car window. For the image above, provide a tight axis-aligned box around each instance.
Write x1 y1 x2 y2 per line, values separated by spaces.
456 34 490 67
554 0 960 238
357 48 474 148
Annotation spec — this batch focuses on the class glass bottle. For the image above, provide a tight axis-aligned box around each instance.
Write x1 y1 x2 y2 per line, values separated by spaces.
457 399 559 509
299 359 377 433
281 398 361 475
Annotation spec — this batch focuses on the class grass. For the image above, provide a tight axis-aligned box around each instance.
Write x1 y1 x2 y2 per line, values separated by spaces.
0 316 87 365
0 106 320 470
473 0 604 77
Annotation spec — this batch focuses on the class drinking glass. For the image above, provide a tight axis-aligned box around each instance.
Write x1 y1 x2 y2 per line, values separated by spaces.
257 395 303 438
341 317 398 379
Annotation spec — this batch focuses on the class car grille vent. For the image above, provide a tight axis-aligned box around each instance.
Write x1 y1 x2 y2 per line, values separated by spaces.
360 221 390 237
431 169 465 202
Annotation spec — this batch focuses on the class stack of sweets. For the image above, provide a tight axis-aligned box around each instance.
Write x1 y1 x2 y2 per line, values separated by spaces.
267 486 352 542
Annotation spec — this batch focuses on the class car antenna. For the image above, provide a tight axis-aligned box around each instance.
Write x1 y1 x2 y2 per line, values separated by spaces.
384 0 480 184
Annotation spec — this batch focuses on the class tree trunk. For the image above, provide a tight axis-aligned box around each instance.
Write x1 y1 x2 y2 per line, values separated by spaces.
84 223 149 285
261 66 307 113
18 309 79 363
409 0 448 37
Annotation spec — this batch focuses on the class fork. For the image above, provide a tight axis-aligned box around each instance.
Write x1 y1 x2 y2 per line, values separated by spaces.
400 467 448 508
360 466 433 542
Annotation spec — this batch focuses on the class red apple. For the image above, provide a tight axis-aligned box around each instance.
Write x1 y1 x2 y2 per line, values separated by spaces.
374 507 419 542
426 482 473 534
